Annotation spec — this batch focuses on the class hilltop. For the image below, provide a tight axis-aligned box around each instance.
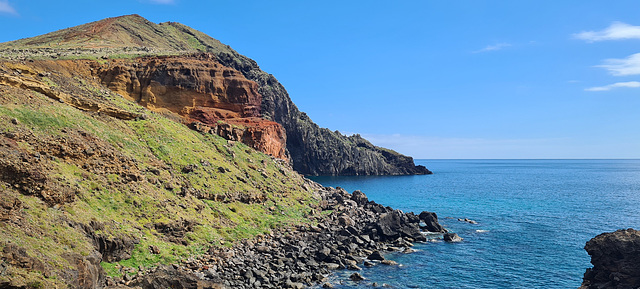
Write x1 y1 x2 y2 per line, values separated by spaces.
0 14 431 176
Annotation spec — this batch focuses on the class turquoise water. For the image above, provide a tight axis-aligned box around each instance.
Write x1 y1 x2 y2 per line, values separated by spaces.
310 159 640 289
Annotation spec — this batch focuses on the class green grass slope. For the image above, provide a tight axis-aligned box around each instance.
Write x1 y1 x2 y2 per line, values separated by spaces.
0 60 317 288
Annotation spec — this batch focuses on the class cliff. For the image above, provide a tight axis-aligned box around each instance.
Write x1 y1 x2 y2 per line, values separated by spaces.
0 14 431 176
579 228 640 289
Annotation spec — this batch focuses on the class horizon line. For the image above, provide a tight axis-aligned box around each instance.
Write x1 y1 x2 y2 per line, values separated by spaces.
414 158 640 160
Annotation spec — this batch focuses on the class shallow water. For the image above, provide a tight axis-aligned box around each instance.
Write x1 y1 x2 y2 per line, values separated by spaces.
310 159 640 289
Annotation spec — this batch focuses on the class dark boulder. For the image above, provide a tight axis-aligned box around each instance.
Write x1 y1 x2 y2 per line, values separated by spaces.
349 272 365 281
419 211 446 233
373 210 426 242
443 233 463 243
351 190 368 205
579 228 640 289
367 251 385 261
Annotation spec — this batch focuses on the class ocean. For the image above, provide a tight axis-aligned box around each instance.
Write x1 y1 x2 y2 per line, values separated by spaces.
309 159 640 289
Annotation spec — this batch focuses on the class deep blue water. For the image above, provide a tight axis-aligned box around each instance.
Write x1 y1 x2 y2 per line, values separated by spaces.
309 159 640 289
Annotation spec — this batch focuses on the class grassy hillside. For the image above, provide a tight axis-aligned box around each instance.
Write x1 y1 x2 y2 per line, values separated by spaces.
0 59 317 288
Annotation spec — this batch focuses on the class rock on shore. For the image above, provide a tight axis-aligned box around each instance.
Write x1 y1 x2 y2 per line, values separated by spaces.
105 188 446 289
579 228 640 289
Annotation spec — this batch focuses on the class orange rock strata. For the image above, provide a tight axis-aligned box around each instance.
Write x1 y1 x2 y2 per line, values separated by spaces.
21 54 288 160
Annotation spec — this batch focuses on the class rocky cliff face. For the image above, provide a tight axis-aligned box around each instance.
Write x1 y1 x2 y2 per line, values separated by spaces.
213 52 432 175
93 53 288 160
0 14 431 176
579 228 640 289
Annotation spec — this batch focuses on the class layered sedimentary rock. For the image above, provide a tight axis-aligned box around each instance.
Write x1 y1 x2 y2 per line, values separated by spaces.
93 54 288 160
579 228 640 289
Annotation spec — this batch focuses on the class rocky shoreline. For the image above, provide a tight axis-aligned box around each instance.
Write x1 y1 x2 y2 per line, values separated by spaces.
103 187 449 289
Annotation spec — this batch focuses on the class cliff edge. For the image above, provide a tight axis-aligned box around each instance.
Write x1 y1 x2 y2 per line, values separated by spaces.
0 14 431 176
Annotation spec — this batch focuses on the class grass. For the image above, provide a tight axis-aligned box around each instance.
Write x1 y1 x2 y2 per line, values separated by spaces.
0 51 318 286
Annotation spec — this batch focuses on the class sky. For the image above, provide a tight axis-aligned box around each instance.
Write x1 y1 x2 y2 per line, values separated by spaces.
0 0 639 159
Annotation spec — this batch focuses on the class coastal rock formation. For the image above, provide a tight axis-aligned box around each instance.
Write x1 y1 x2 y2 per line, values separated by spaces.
216 54 432 175
579 228 640 289
116 187 443 289
419 211 446 233
0 14 431 176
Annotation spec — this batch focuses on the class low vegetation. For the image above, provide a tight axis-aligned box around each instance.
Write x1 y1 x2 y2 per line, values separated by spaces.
0 60 316 287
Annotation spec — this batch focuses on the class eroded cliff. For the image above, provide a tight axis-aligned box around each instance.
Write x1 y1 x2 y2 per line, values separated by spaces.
92 53 288 160
0 14 431 176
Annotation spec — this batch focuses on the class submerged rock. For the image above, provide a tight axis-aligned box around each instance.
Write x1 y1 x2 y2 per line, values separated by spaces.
349 272 365 281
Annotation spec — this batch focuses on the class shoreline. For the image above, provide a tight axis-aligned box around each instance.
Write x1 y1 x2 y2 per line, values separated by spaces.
107 186 448 289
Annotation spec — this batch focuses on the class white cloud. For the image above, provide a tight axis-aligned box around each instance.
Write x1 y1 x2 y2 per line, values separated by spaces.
584 81 640 91
574 22 640 42
473 43 511 53
0 1 17 15
596 53 640 76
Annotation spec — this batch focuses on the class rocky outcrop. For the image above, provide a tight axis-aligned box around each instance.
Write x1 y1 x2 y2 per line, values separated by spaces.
95 54 261 119
1 244 105 289
216 51 432 175
579 228 640 289
73 221 139 263
419 211 446 233
0 62 145 121
91 54 289 161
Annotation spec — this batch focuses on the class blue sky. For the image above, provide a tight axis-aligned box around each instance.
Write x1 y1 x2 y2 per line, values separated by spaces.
1 0 639 159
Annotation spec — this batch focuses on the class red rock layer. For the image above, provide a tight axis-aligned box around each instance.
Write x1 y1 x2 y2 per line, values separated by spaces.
90 53 287 160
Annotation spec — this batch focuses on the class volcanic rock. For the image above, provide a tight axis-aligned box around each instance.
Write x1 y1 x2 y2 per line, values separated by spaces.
419 211 446 233
443 233 463 243
579 228 640 289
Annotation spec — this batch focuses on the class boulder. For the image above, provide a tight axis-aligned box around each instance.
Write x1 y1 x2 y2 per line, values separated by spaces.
443 233 463 243
419 211 445 233
381 260 398 266
367 251 385 261
349 272 365 281
374 210 426 242
351 190 369 205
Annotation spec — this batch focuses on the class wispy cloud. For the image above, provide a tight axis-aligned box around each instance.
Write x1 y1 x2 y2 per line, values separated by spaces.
585 81 640 91
574 22 640 42
0 1 17 15
596 53 640 76
473 43 511 53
